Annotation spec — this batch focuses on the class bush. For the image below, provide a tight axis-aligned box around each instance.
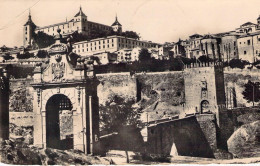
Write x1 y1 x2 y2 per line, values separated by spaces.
36 50 49 58
16 52 34 59
228 59 248 69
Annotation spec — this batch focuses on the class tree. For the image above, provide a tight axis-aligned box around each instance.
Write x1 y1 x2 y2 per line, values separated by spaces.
36 50 49 58
121 31 140 40
139 48 152 62
242 80 260 106
3 53 14 60
17 52 34 59
33 31 55 48
99 95 142 163
198 55 214 63
229 59 248 69
99 95 142 132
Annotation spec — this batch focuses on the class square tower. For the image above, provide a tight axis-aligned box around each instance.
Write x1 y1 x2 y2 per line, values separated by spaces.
184 62 226 123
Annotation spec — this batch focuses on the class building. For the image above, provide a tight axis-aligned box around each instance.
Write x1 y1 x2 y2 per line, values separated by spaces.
116 47 141 62
171 39 186 58
235 15 260 34
23 6 121 47
186 34 203 58
72 35 159 56
237 31 260 63
221 33 240 62
93 52 117 65
200 34 221 60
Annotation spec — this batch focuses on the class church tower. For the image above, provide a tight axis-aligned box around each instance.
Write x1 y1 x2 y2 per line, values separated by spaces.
23 10 36 47
111 15 122 33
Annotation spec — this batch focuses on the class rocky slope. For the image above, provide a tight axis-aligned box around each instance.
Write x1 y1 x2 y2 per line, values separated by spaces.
227 120 260 158
0 140 111 165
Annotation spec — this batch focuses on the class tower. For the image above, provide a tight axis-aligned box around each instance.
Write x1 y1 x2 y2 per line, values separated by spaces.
257 15 260 25
184 62 226 124
111 15 122 33
23 10 36 47
73 6 88 34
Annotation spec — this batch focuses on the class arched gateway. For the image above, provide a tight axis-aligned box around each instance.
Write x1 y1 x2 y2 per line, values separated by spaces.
31 32 99 154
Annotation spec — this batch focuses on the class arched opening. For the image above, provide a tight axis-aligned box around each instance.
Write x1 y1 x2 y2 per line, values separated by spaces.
200 100 209 114
46 94 73 150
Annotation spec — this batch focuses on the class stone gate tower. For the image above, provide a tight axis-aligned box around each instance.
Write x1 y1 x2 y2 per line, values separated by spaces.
31 31 99 154
184 62 226 124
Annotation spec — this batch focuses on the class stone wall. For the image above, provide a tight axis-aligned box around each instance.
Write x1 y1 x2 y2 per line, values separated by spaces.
97 73 137 106
224 68 260 108
9 78 33 112
9 112 34 127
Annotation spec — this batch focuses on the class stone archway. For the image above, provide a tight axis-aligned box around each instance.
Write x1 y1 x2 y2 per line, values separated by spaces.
201 100 209 113
46 94 73 150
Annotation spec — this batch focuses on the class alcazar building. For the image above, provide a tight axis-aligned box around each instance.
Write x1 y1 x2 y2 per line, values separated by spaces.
23 6 122 47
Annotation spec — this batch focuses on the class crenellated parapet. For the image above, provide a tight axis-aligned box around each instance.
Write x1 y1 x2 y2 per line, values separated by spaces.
184 61 224 69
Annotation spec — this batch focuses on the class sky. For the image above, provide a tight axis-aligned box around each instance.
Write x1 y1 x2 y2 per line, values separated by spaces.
1 0 260 47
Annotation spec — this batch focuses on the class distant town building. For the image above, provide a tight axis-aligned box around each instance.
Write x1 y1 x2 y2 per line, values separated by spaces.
237 31 260 63
23 6 121 47
93 52 117 64
221 33 240 62
72 35 159 56
171 39 186 58
200 34 221 60
186 34 203 59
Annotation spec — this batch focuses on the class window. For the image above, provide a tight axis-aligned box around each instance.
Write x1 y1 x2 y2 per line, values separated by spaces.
244 51 247 55
234 41 236 46
258 36 260 42
82 49 84 52
256 50 258 55
247 40 251 45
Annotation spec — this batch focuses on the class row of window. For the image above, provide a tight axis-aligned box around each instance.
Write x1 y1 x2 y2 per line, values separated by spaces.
75 39 152 49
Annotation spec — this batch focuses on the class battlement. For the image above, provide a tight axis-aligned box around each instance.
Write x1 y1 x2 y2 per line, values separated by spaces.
184 61 224 69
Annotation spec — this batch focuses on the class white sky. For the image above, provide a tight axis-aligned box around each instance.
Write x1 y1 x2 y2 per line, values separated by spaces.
0 0 260 47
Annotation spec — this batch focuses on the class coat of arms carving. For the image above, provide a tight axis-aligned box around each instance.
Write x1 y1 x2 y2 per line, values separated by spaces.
52 62 65 81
